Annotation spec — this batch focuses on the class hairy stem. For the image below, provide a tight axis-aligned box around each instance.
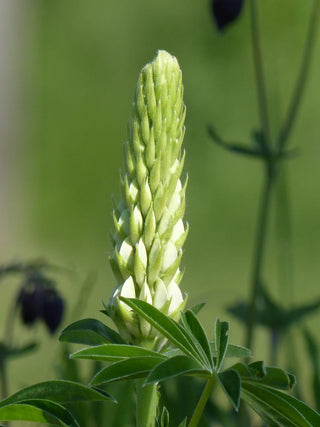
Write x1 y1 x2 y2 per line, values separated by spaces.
278 0 320 152
136 380 158 427
188 377 215 427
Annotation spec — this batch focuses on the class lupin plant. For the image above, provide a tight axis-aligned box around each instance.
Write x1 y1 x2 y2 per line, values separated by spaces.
108 50 188 350
1 50 320 427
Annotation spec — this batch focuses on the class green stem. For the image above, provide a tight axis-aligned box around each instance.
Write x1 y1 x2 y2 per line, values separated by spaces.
278 0 320 152
270 330 281 365
135 380 158 427
275 168 294 305
188 377 215 427
245 0 275 351
249 0 271 150
245 162 276 350
0 299 18 402
0 360 8 400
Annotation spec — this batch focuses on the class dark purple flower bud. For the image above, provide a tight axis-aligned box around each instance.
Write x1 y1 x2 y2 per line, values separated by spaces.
211 0 244 31
18 285 45 326
42 288 64 334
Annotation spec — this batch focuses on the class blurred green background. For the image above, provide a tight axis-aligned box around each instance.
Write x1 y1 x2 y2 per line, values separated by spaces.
1 0 320 394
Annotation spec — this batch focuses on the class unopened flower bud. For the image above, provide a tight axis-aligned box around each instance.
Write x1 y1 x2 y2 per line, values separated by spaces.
108 51 188 349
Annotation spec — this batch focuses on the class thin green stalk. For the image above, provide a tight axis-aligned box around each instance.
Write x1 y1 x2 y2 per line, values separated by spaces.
284 330 302 399
249 0 271 151
278 0 320 152
188 377 216 427
245 0 274 350
4 300 18 350
0 360 8 400
270 330 281 365
136 380 159 427
275 168 294 304
0 299 18 402
245 162 276 350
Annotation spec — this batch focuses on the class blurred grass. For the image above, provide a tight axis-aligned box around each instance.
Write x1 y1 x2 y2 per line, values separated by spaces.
1 0 320 395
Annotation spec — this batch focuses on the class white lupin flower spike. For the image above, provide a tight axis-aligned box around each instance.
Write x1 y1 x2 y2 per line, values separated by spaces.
108 50 188 349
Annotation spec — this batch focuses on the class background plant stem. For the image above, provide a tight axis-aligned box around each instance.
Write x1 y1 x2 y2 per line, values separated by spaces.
245 0 319 352
0 300 18 401
245 0 273 350
249 0 271 150
278 0 320 152
245 163 275 350
0 360 8 400
135 380 158 427
188 377 215 427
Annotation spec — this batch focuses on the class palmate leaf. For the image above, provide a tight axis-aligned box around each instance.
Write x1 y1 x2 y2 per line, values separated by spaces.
145 355 209 385
120 298 207 366
0 399 78 426
90 356 166 385
242 382 320 426
71 344 167 362
59 318 126 346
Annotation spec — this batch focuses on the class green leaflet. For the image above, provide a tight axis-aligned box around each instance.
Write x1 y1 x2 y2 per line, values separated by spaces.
0 400 78 426
180 310 213 370
71 344 167 362
59 318 126 346
90 356 166 385
121 298 207 366
159 407 170 427
145 355 209 385
214 319 229 371
210 342 252 359
0 380 114 407
231 361 295 390
242 383 320 427
217 370 241 411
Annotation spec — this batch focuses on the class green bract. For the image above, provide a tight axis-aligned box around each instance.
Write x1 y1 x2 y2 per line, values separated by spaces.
108 50 188 349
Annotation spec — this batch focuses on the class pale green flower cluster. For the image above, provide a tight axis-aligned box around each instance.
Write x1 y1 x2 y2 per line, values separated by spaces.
108 50 188 349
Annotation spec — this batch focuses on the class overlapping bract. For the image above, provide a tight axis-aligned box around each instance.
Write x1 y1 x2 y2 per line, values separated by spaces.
108 51 188 348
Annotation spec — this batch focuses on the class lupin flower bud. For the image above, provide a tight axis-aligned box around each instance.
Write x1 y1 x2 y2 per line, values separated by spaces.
108 50 188 349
